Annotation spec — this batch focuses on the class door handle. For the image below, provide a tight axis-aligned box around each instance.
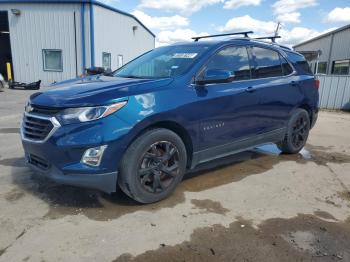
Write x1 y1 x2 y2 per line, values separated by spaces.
245 86 256 93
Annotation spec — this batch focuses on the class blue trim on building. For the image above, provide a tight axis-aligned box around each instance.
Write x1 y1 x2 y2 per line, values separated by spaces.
1 0 155 37
80 3 86 72
89 1 95 67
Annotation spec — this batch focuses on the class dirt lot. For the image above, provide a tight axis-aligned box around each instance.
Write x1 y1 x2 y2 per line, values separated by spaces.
0 88 350 262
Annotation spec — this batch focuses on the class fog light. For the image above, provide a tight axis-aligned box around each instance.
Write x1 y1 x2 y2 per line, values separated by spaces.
81 145 107 167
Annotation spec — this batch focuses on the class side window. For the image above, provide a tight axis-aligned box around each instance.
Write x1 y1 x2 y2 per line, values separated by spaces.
285 52 313 75
251 47 283 78
280 55 294 75
206 46 251 81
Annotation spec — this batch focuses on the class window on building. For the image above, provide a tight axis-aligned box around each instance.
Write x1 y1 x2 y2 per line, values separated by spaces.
332 60 350 75
205 46 251 81
102 52 111 70
117 55 123 69
316 62 327 74
252 47 283 78
43 49 63 72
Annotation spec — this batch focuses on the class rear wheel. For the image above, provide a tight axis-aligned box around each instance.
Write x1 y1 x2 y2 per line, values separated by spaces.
278 108 310 154
118 128 187 204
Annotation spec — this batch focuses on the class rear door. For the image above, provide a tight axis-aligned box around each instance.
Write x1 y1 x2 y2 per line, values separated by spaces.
247 46 303 133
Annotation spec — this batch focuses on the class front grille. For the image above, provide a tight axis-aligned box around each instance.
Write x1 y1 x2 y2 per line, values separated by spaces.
31 105 61 115
28 154 50 170
22 114 54 142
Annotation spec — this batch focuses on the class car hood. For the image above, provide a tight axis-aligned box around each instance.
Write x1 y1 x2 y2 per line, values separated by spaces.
30 76 173 108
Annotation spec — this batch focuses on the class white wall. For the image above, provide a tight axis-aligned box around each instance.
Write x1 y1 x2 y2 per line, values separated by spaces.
93 5 155 70
0 3 155 86
0 3 82 86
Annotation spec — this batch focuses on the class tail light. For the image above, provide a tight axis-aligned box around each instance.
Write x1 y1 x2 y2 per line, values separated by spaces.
314 79 320 89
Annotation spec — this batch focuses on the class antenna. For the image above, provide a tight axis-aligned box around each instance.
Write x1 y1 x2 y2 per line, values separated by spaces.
192 31 254 42
274 22 281 36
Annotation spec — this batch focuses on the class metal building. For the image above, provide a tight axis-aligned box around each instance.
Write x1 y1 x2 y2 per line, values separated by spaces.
0 0 155 86
294 24 350 76
294 25 350 110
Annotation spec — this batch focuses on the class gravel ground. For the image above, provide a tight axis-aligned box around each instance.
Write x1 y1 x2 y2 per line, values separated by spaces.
0 87 350 262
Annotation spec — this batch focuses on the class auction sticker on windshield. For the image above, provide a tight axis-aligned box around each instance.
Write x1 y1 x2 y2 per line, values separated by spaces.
172 53 198 59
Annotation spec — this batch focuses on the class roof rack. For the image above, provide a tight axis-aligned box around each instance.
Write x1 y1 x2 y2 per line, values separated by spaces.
192 31 254 42
254 36 281 43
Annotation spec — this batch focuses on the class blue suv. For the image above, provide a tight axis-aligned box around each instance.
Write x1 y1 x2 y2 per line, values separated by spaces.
21 32 319 203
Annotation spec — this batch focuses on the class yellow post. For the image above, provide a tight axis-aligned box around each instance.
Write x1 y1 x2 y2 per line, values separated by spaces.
6 62 12 81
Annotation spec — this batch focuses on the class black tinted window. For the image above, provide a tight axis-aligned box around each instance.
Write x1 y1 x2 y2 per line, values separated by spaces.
206 46 251 81
252 47 283 78
286 52 313 75
280 55 294 75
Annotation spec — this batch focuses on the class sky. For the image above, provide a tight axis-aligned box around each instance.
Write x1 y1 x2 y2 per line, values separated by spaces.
101 0 350 47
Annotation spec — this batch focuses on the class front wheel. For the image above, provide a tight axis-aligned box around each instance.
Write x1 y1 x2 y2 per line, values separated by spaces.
278 108 310 154
118 128 187 204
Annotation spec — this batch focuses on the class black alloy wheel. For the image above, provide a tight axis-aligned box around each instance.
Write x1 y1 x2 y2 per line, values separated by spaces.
138 141 180 193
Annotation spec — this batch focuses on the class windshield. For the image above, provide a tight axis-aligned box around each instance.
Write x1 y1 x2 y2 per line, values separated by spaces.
113 45 210 79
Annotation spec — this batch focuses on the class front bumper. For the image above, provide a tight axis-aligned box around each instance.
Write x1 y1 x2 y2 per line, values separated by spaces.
26 158 118 193
21 112 132 193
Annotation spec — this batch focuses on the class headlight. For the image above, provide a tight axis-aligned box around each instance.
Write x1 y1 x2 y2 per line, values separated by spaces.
56 101 127 124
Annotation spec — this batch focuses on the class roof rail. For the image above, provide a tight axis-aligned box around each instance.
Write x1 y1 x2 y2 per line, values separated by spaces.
192 31 254 42
254 36 281 43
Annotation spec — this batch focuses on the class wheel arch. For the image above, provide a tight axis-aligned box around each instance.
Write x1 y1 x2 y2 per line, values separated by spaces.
298 103 313 125
127 120 194 169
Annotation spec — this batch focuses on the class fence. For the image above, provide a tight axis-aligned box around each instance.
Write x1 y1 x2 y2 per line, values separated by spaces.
317 75 350 110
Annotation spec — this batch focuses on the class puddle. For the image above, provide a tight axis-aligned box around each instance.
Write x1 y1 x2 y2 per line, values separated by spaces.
190 199 229 215
10 143 350 221
113 215 350 262
0 128 20 134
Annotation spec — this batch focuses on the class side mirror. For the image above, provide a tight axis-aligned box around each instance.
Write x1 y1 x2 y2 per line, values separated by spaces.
196 69 235 85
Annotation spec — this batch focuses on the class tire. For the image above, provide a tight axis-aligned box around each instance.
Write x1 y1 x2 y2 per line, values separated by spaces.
278 108 310 154
118 128 187 204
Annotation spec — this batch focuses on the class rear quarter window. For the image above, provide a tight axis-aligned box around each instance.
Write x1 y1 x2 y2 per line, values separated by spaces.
286 52 313 75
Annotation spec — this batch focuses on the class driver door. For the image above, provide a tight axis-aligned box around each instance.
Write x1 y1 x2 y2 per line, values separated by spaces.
193 45 262 159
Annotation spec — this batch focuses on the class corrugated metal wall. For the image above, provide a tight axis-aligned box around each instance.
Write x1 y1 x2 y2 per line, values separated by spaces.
0 3 155 86
318 75 350 110
294 26 350 75
93 5 154 69
0 3 82 86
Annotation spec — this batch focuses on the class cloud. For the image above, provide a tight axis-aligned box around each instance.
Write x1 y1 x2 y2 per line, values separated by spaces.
279 27 321 46
276 12 301 23
272 0 318 14
216 15 334 47
327 7 350 23
132 10 189 30
272 0 317 24
217 15 277 35
156 29 208 46
138 0 223 15
223 0 261 9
